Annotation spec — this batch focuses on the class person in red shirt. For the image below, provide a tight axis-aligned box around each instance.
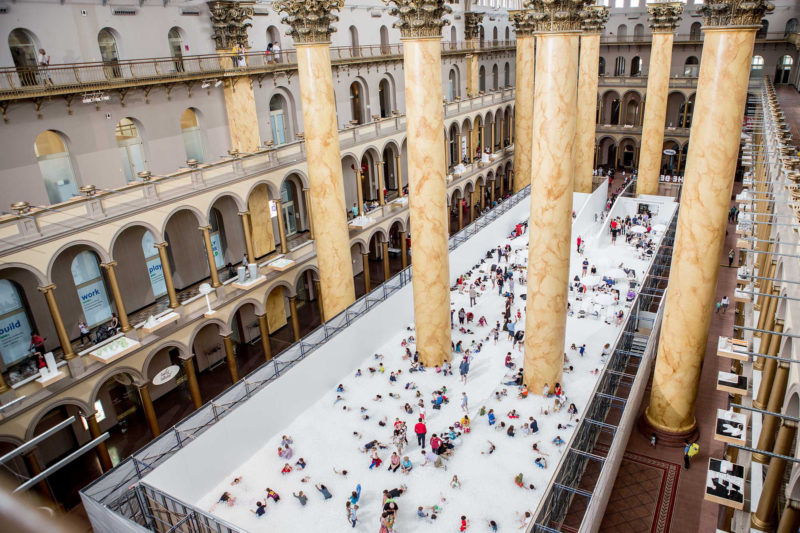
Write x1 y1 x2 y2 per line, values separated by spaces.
576 236 582 252
430 434 442 454
414 418 427 448
460 515 469 531
29 332 45 356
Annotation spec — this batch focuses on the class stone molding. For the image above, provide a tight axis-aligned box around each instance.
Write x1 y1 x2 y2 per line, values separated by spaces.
273 0 345 44
699 0 774 28
208 1 254 50
384 0 453 39
647 2 683 33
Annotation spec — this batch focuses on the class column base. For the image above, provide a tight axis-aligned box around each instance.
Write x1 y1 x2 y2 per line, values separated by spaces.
638 412 699 447
751 513 775 531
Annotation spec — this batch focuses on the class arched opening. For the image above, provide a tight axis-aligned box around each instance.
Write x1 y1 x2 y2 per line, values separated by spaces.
168 27 185 72
190 322 236 400
8 28 40 86
660 140 681 175
381 145 399 193
684 56 700 77
621 92 640 126
479 65 486 92
751 55 765 77
0 279 37 377
449 190 462 235
756 19 768 39
633 24 644 40
601 91 621 125
618 139 637 170
775 55 794 85
786 18 799 38
503 62 510 87
505 27 510 41
665 92 686 128
115 118 148 182
679 93 695 128
597 137 617 169
110 226 167 314
141 230 167 299
269 93 291 145
228 302 266 376
617 24 627 42
280 178 301 238
678 142 689 174
93 371 149 462
35 130 79 204
349 81 365 124
492 27 498 43
180 108 205 163
491 64 498 90
349 25 359 56
599 57 606 76
163 209 208 290
450 26 457 49
70 250 113 327
293 269 322 335
690 22 702 41
378 77 393 117
98 27 121 78
380 25 389 54
631 56 641 76
449 124 460 168
614 56 625 76
448 67 460 101
145 345 196 431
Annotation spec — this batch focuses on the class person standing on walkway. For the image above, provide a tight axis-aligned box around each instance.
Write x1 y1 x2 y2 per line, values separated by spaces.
721 295 729 313
728 248 735 268
469 286 477 307
459 355 471 384
576 236 582 253
461 392 469 413
414 418 427 448
683 440 699 469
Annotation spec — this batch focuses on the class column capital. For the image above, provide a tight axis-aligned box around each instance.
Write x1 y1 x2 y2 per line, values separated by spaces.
273 0 344 44
37 284 56 293
154 241 169 249
198 225 211 232
237 211 251 216
100 261 118 269
385 0 452 39
510 10 536 36
647 2 683 32
699 0 773 28
525 0 594 33
207 1 254 50
580 4 609 34
464 12 485 41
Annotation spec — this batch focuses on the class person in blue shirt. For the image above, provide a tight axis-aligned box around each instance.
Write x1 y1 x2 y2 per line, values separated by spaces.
349 484 361 505
487 409 496 425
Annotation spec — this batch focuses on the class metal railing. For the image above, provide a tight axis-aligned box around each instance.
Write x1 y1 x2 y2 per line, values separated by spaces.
600 31 789 44
79 185 532 533
0 41 516 98
530 207 678 533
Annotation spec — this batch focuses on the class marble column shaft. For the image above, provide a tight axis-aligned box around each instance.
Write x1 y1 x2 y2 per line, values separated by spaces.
377 161 386 206
638 32 676 196
362 252 371 292
199 226 222 288
257 313 273 361
644 27 758 435
100 262 131 332
156 243 180 309
295 43 356 318
182 357 203 409
755 287 780 371
523 32 579 394
382 240 391 281
754 360 791 464
777 501 800 533
223 335 238 383
87 413 113 472
139 384 161 438
752 421 797 530
289 296 301 342
574 32 601 193
404 37 451 367
753 320 783 410
39 285 74 360
275 200 289 254
513 34 535 193
239 212 257 262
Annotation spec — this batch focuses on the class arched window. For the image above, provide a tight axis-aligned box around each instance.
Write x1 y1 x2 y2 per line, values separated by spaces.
269 94 290 144
786 18 799 38
71 251 112 327
503 62 510 86
0 280 35 367
349 81 364 124
599 57 606 76
280 179 299 236
98 28 121 78
450 27 457 49
448 68 459 101
631 56 641 76
751 55 765 76
690 22 702 40
378 78 392 117
614 56 625 76
479 65 486 92
115 118 148 182
8 28 39 86
633 24 644 40
141 230 167 298
349 25 359 56
168 27 185 72
776 55 794 84
35 130 79 204
617 24 627 42
756 19 768 39
208 208 226 268
505 27 510 41
684 56 699 77
491 64 498 90
180 108 205 163
380 26 389 54
492 27 498 43
266 25 281 53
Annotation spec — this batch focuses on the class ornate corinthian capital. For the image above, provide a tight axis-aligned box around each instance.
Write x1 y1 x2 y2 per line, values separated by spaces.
464 12 485 40
699 0 774 27
510 10 536 36
580 4 609 33
273 0 345 44
647 2 683 32
384 0 452 39
524 0 594 33
207 1 254 50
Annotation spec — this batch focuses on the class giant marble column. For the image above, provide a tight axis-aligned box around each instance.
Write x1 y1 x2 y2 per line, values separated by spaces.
509 10 535 193
642 0 773 442
523 0 589 393
573 5 609 193
387 0 452 366
274 0 355 319
636 2 683 196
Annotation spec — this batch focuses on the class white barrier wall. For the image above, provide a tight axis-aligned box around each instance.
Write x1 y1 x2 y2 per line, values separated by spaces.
144 197 532 502
572 181 609 247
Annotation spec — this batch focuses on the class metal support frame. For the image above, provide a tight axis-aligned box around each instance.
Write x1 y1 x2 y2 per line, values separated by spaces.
734 325 800 338
0 416 76 465
14 433 109 493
